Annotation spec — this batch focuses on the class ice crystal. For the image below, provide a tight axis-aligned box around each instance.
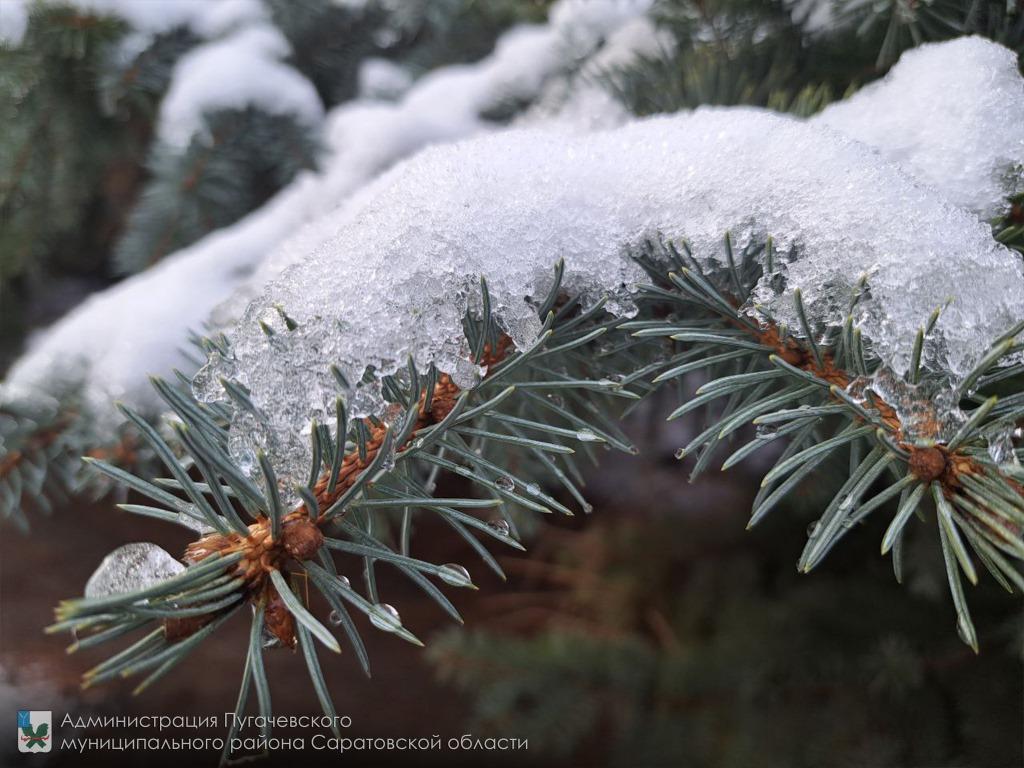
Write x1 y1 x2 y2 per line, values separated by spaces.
84 543 185 598
196 108 1024 488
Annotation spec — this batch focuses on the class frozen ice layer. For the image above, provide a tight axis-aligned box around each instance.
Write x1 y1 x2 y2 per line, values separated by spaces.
814 36 1024 217
84 543 185 598
196 108 1024 487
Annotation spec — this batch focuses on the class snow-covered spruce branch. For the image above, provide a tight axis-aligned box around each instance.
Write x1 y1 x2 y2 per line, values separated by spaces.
0 0 652 525
46 91 1024 758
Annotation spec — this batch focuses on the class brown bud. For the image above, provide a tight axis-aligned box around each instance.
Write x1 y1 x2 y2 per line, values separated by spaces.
264 585 296 649
909 446 946 483
163 613 214 642
429 375 459 422
281 517 324 560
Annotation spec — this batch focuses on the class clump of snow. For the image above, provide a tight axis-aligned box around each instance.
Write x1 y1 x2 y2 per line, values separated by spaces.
522 14 674 131
71 0 267 39
5 176 321 429
551 0 653 53
0 0 262 49
158 24 324 148
84 542 185 598
196 108 1024 487
814 36 1024 217
0 0 28 46
3 0 649 435
213 0 655 318
358 58 413 101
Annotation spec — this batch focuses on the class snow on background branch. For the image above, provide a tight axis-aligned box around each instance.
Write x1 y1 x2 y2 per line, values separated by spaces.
3 4 1023 473
4 0 653 427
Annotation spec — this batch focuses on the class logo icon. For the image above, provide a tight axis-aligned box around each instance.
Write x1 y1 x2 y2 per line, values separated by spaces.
17 711 51 753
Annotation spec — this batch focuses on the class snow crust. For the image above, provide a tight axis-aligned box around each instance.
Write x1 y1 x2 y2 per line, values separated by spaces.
158 24 323 148
814 36 1024 217
5 178 320 427
7 12 1024 487
4 0 648 432
84 542 185 598
196 108 1024 486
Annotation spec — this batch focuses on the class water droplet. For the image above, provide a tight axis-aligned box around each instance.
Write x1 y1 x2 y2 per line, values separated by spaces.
85 543 185 598
438 563 473 588
806 520 821 537
369 603 402 633
488 518 511 536
674 448 686 460
575 429 600 442
329 610 343 625
581 501 593 514
524 482 541 496
336 574 351 590
495 475 515 492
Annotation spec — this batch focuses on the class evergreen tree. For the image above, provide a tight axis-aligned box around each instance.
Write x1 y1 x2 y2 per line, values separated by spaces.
1 0 1023 763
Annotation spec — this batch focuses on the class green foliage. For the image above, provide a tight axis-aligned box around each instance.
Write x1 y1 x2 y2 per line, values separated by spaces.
838 0 1024 68
0 4 139 362
113 108 319 274
601 0 870 117
52 235 1024 758
994 190 1024 254
54 267 646 762
602 0 1023 119
378 0 554 75
626 236 1024 650
97 27 199 119
429 514 1023 767
265 0 387 107
9 3 1023 758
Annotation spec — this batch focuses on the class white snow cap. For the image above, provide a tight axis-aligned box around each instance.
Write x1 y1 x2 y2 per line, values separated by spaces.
0 0 29 46
158 24 324 148
196 108 1024 486
357 58 414 101
85 543 185 598
3 0 649 433
70 0 267 39
213 0 655 316
5 175 320 427
815 36 1024 217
